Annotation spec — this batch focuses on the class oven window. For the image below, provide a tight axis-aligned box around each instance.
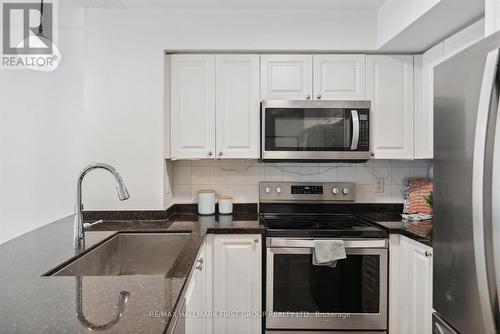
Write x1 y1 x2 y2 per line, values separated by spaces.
264 108 351 151
272 254 380 313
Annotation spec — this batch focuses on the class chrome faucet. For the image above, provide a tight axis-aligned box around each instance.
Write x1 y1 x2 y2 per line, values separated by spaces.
74 163 130 249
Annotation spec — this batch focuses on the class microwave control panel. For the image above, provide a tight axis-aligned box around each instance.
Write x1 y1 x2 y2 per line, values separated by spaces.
356 109 370 151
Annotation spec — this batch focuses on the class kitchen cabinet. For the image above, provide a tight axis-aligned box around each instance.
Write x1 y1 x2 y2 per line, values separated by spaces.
313 54 366 100
215 55 260 159
171 54 260 159
414 43 444 159
413 19 483 159
210 234 262 334
260 55 313 100
185 242 208 334
389 235 433 334
171 54 216 159
366 55 414 159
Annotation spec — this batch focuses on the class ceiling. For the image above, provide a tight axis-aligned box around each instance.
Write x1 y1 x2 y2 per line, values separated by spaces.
75 0 386 10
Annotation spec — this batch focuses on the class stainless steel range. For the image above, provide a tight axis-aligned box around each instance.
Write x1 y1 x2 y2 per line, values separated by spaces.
260 182 388 334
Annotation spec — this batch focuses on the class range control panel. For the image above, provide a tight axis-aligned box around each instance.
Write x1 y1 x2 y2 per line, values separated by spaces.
259 182 355 202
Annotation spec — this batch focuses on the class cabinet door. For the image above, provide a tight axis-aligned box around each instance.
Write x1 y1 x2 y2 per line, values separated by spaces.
212 235 262 334
171 55 216 159
366 55 414 159
185 244 207 334
313 54 366 100
408 239 433 334
414 43 444 159
215 55 260 159
261 55 312 100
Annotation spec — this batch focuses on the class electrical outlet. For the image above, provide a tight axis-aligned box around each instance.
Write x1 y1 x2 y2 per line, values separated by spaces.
375 178 384 193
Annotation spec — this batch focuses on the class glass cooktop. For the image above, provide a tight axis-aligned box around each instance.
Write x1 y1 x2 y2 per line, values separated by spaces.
261 214 387 237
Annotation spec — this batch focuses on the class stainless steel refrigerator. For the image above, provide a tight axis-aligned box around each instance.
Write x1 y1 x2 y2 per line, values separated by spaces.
434 31 500 334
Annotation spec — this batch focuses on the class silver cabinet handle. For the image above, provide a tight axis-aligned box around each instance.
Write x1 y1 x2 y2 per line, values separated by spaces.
306 95 311 100
350 110 359 150
195 257 203 271
254 239 259 244
218 151 223 157
208 151 213 157
317 94 322 99
425 251 432 257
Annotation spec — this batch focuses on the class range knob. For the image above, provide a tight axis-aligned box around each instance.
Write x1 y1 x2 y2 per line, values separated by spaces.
276 186 282 194
332 187 340 195
265 186 272 194
342 188 350 195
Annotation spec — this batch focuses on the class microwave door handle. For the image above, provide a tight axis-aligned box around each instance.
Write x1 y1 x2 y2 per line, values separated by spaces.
350 110 359 150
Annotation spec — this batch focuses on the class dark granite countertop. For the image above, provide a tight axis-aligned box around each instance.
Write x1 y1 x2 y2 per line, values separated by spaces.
0 212 262 334
0 203 432 333
358 212 433 247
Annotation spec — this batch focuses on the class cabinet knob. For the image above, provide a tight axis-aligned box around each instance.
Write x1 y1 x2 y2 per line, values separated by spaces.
218 151 223 156
317 94 322 99
306 95 311 100
208 151 213 157
254 239 259 244
425 251 432 257
195 258 203 270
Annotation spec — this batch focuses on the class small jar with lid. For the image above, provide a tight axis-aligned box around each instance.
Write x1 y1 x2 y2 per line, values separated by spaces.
218 195 233 215
198 189 216 215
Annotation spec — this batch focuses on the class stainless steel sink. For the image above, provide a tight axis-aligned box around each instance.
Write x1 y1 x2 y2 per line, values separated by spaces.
48 232 191 276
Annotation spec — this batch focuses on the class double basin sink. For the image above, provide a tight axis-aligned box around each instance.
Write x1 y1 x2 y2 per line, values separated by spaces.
45 232 191 276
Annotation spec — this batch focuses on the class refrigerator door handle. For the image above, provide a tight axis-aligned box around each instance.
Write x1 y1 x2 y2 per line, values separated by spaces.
472 48 500 334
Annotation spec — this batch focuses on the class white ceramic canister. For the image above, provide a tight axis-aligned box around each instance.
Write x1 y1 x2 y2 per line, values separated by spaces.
198 189 216 215
218 195 233 215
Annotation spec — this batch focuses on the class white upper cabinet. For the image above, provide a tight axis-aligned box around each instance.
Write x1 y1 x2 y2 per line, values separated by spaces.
212 235 262 334
261 55 313 100
367 55 414 159
171 54 259 160
414 43 444 159
215 55 260 159
313 54 366 100
171 55 216 159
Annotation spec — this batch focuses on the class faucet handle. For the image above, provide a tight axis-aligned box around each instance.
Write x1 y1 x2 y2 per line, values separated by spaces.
83 220 104 229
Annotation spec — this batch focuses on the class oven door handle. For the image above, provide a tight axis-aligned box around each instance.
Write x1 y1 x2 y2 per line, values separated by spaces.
267 238 388 248
350 109 360 150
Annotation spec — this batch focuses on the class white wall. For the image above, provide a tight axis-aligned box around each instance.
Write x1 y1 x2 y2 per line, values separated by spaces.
0 6 84 244
172 159 432 204
82 8 377 211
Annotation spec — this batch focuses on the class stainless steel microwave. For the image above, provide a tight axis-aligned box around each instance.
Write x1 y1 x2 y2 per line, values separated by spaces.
261 100 371 161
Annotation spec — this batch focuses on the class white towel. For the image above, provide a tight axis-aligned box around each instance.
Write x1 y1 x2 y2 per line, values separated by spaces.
312 240 346 268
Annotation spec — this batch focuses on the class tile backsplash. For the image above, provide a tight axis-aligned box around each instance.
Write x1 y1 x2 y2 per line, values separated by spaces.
166 160 433 204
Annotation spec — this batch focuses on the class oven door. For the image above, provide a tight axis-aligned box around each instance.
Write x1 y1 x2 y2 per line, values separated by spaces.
266 238 388 331
261 100 371 161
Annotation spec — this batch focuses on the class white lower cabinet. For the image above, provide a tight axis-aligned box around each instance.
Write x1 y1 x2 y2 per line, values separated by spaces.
389 234 433 334
182 234 262 334
210 234 262 334
185 242 208 334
